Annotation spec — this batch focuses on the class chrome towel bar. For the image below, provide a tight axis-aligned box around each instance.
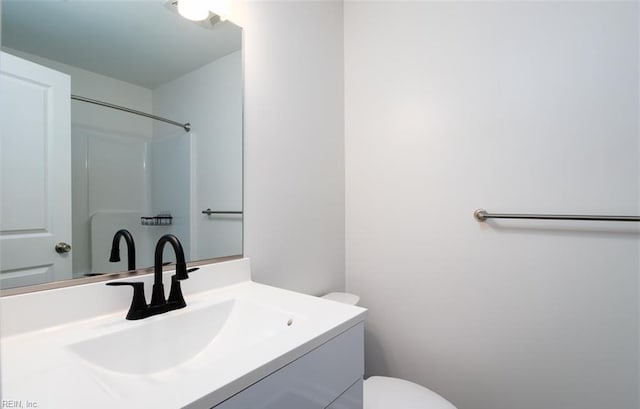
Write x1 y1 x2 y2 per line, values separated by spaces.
474 209 640 222
202 208 243 215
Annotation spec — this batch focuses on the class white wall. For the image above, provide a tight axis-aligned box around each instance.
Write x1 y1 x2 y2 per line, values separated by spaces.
236 1 346 295
345 2 639 409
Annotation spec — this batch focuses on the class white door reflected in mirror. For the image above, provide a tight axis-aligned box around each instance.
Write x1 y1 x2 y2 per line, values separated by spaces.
0 52 73 288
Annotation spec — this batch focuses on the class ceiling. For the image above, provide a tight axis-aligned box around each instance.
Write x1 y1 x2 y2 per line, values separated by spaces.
1 0 242 89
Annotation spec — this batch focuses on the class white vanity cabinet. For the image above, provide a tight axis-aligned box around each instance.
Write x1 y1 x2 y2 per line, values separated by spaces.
209 323 364 409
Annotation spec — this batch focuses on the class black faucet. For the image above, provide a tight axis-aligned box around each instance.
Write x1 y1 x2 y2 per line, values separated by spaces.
109 229 136 271
150 234 189 309
106 234 190 320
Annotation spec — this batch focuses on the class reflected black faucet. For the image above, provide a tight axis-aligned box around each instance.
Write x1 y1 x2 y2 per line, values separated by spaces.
106 234 190 320
109 229 136 271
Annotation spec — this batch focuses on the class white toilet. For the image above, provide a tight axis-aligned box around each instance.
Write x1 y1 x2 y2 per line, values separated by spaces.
322 293 458 409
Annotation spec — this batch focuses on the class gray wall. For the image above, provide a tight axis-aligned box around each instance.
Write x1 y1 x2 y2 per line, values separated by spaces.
239 1 346 295
235 1 639 407
344 2 639 409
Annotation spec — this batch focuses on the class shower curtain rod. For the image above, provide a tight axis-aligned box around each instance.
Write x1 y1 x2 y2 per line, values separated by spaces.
474 209 640 222
71 94 191 132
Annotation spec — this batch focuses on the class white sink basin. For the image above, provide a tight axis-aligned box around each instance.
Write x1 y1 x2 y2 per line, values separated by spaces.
69 299 298 375
0 259 366 409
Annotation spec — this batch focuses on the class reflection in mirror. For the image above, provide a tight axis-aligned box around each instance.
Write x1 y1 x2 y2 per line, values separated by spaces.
0 0 243 291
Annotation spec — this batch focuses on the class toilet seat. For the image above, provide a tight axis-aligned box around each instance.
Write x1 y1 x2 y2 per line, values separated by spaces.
364 376 457 409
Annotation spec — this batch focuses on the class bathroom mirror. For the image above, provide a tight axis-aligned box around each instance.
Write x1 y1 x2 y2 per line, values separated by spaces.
0 0 243 291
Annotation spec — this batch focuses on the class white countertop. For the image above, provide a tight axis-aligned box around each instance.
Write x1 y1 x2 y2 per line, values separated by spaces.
0 258 366 408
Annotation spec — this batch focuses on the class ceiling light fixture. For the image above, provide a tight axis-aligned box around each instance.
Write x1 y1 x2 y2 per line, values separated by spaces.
177 0 209 21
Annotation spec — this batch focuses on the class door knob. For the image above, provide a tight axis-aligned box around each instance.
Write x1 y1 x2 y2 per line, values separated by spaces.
55 242 72 253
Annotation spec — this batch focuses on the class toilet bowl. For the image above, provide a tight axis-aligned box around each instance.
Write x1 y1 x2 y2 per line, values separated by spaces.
322 293 457 409
364 376 457 409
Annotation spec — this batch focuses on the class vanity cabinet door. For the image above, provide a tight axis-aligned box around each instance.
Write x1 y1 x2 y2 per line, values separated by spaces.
326 380 363 409
212 323 364 409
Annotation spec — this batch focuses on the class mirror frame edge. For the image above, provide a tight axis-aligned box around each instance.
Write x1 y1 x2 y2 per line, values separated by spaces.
0 255 244 297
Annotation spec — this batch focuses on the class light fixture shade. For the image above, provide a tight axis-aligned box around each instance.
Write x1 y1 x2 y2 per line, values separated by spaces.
178 0 209 21
207 0 231 20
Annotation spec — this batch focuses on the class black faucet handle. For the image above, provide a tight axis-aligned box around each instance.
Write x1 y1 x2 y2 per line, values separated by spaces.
106 282 148 320
106 281 144 288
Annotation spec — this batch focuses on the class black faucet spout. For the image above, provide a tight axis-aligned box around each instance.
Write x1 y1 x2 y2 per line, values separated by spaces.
109 229 136 271
150 234 188 307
